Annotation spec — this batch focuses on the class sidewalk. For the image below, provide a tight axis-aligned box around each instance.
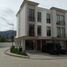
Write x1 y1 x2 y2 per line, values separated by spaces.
5 49 67 60
27 52 67 60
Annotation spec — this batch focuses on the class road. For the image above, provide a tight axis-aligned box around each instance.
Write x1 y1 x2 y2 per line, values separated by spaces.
0 43 67 67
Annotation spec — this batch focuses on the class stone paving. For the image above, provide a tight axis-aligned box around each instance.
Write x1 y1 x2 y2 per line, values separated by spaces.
0 47 67 67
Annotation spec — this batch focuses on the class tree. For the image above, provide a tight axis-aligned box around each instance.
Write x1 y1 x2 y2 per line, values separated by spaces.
0 35 6 42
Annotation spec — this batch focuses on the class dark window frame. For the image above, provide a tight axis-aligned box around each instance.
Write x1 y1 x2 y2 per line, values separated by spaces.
56 14 65 25
47 14 51 23
37 25 41 36
28 9 35 22
29 24 35 36
47 26 51 36
37 12 42 22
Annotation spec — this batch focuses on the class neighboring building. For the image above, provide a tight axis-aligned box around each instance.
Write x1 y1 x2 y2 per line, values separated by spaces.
16 0 67 52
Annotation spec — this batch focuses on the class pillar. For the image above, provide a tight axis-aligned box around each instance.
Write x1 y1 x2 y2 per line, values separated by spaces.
21 40 25 51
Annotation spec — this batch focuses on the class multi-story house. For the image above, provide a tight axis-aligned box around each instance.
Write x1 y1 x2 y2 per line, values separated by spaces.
16 0 67 52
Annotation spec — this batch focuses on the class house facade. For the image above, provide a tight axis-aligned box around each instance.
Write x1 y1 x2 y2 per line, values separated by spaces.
16 0 67 52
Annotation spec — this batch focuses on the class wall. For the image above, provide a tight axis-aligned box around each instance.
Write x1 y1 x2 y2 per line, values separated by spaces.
16 4 27 38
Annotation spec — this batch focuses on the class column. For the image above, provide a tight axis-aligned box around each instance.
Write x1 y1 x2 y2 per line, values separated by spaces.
21 40 25 51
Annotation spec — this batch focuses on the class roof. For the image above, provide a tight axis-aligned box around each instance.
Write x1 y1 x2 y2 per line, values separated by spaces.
16 0 39 16
50 7 67 13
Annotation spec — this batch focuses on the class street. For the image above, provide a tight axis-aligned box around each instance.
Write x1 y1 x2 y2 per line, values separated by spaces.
0 43 67 67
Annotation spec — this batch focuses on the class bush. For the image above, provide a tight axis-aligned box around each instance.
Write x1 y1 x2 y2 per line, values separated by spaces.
10 46 27 56
10 46 15 52
14 48 19 54
19 47 22 52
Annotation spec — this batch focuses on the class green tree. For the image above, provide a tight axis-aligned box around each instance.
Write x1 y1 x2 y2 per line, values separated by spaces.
0 35 6 42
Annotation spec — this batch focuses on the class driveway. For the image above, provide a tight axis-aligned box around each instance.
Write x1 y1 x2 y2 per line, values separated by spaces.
0 43 67 67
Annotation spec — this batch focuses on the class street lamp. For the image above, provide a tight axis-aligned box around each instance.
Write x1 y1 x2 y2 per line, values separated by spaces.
7 23 14 46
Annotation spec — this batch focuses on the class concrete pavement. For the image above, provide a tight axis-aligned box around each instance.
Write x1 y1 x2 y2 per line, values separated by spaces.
0 42 67 67
0 47 67 67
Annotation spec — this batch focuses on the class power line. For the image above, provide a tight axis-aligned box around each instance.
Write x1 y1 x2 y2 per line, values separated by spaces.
0 17 14 26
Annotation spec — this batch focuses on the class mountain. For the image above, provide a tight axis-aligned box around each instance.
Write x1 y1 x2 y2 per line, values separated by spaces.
0 30 16 40
0 30 16 37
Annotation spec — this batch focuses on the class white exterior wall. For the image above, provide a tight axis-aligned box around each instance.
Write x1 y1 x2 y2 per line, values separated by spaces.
16 4 27 38
20 4 27 37
65 12 67 37
35 7 47 37
16 14 20 37
42 9 47 37
51 10 57 37
16 1 67 38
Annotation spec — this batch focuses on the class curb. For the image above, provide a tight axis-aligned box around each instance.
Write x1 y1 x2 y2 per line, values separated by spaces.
4 49 30 59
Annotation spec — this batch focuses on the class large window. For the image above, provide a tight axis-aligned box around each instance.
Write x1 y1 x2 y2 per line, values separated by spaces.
37 25 41 36
57 27 65 37
47 26 51 36
37 12 41 22
29 24 34 36
28 9 35 22
47 14 51 23
57 15 65 25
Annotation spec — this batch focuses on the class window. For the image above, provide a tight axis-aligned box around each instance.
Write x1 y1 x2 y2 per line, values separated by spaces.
57 15 60 25
28 9 35 22
47 14 51 23
37 12 41 22
57 27 61 37
61 27 65 37
29 24 34 36
57 27 65 37
37 25 41 36
60 15 65 25
47 27 51 36
56 15 65 25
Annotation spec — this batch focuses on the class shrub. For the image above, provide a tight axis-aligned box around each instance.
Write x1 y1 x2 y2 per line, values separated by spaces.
10 46 15 52
10 46 27 56
19 47 22 52
14 48 19 54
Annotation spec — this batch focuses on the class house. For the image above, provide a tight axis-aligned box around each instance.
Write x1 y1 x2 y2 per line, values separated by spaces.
15 0 67 53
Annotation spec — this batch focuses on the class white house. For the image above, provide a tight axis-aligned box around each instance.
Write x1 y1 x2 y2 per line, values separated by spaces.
16 0 67 52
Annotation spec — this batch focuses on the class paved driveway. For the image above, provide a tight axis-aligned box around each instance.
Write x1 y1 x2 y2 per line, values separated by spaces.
0 44 67 67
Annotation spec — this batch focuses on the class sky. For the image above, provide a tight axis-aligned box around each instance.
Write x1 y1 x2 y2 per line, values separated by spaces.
0 0 67 31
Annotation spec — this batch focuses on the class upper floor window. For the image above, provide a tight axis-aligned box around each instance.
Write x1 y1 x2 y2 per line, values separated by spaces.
56 15 65 25
29 24 35 36
47 14 51 23
60 15 65 25
28 9 35 22
57 27 65 37
47 26 51 36
37 12 41 22
37 25 41 36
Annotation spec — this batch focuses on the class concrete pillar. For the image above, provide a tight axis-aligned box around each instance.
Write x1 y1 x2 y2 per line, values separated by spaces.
15 40 18 47
21 40 25 51
41 40 42 51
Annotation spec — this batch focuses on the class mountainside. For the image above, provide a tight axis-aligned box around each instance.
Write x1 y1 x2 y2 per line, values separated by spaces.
0 30 16 38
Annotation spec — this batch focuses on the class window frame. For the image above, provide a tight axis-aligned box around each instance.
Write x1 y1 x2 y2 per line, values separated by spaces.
37 12 42 22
